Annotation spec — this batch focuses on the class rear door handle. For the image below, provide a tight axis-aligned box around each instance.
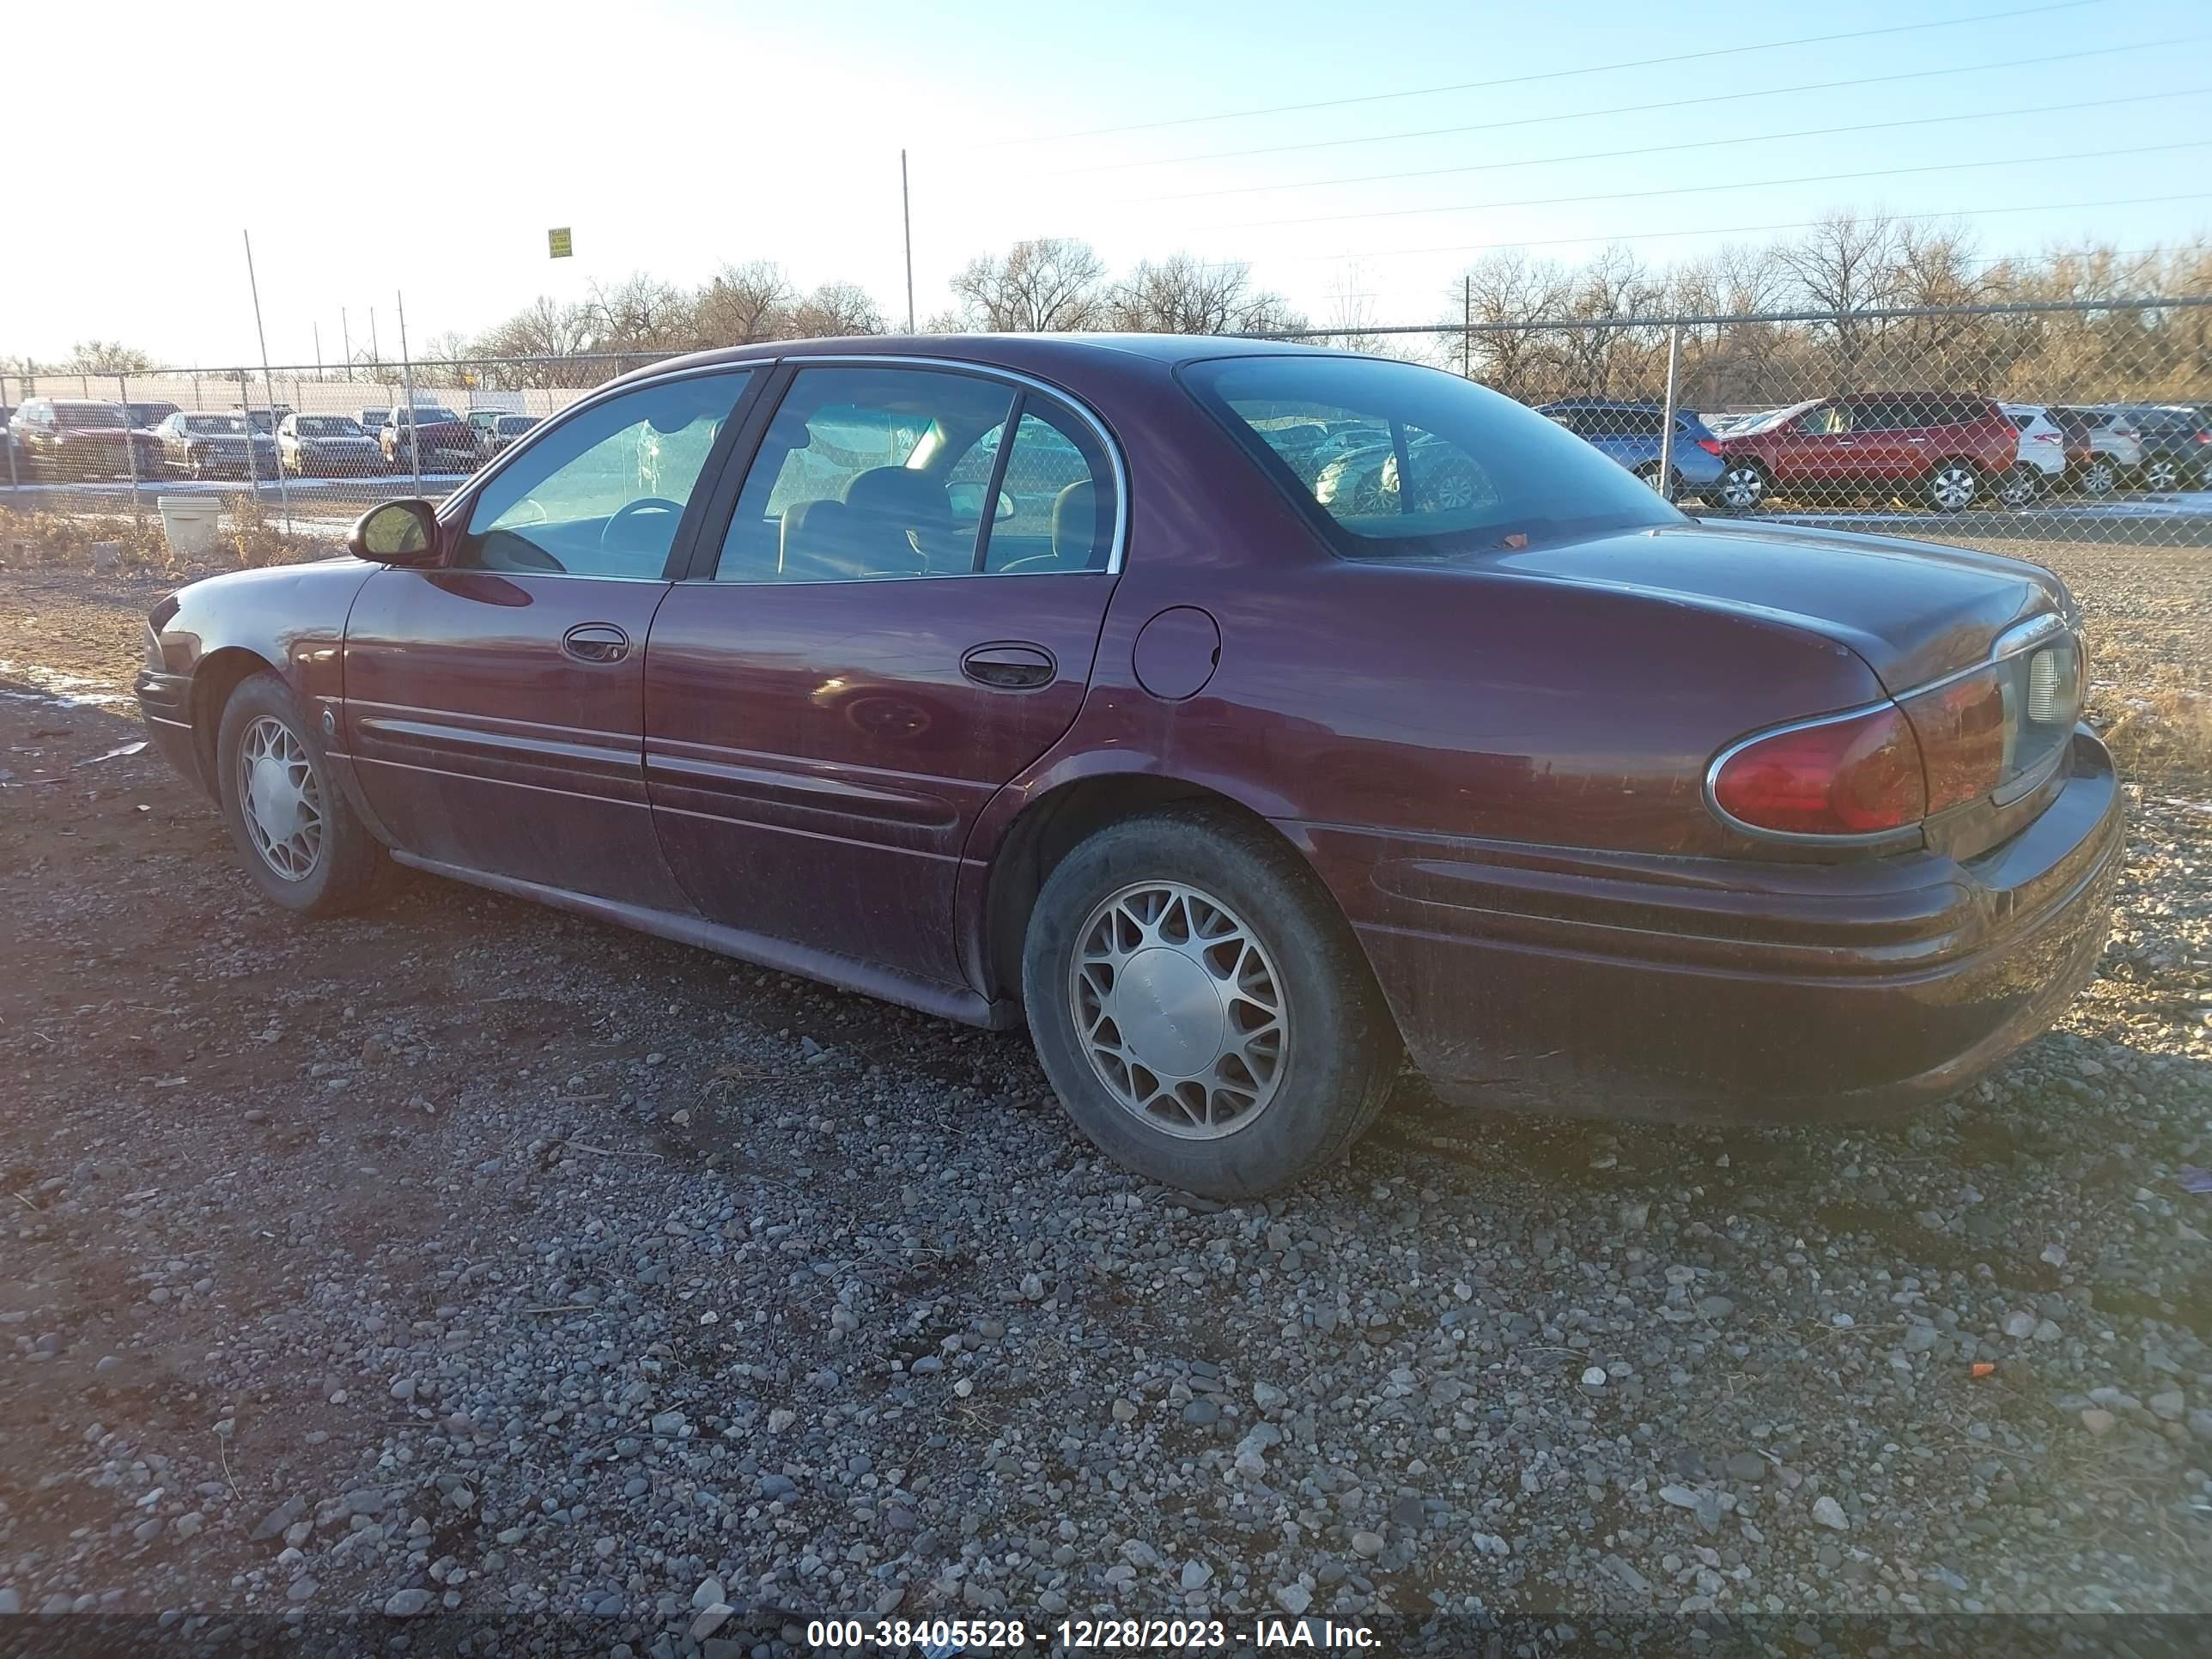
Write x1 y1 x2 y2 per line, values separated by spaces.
961 641 1055 690
562 623 630 665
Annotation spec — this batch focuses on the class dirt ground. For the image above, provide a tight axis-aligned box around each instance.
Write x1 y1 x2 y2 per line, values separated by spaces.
3 545 2209 1656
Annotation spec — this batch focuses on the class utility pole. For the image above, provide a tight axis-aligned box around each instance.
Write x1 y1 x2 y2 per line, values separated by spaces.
243 230 293 535
313 322 323 380
341 307 353 382
397 290 421 497
901 149 915 333
1462 275 1472 379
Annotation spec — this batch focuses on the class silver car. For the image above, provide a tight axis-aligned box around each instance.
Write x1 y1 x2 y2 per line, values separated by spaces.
279 413 386 477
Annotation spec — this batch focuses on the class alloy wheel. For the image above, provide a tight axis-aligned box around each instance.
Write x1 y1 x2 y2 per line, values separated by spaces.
2146 459 2179 492
1929 465 1978 512
1996 465 2038 507
236 714 325 881
2083 458 2118 496
1718 465 1766 510
1067 880 1286 1139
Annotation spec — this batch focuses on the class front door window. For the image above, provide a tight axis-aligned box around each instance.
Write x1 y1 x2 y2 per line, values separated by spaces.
457 371 753 579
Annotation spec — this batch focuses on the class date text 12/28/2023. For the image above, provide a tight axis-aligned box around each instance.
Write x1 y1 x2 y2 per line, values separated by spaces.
803 1617 1382 1650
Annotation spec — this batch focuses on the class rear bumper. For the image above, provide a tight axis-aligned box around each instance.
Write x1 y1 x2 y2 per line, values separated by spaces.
1289 728 2124 1123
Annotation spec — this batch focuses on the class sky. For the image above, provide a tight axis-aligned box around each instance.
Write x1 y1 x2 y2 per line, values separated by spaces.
5 0 2209 368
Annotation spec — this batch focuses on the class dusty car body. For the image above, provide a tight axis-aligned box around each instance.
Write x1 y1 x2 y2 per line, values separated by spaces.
135 334 2121 1195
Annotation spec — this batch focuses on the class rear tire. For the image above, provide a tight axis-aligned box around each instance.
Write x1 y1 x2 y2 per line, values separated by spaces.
1021 807 1400 1198
2079 454 2120 497
1716 459 1769 512
1996 464 2039 508
2143 456 2181 493
216 673 387 917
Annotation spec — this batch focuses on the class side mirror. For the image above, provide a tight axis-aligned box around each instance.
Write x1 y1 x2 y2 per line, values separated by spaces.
349 499 441 564
946 482 1015 522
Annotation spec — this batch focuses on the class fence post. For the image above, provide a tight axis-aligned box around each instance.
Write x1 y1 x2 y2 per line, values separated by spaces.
3 372 18 495
1656 323 1681 504
118 373 142 526
238 369 261 504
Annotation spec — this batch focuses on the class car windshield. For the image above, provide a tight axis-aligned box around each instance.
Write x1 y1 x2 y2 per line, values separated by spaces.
405 408 461 425
1730 398 1825 436
1185 355 1676 557
188 416 247 434
240 411 276 432
57 405 127 429
296 417 361 436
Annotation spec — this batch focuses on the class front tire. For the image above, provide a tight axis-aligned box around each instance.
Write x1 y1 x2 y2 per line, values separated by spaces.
216 674 386 917
1021 808 1400 1198
2142 456 2182 493
2079 454 2121 497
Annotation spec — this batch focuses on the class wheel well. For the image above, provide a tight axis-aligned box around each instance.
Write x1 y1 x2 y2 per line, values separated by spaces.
189 647 276 793
981 776 1288 1006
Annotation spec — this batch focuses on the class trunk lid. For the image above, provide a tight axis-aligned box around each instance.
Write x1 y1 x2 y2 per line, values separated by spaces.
1484 519 2068 693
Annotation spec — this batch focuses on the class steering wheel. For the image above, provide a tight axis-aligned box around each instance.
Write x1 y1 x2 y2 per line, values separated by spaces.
603 497 684 552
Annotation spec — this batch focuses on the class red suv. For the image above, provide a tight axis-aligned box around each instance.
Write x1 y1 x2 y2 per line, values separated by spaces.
1715 392 2020 514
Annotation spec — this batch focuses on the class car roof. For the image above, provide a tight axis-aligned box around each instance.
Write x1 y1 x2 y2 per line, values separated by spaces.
624 331 1346 383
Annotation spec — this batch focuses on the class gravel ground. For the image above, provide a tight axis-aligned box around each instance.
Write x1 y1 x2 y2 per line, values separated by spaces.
2 543 2209 1656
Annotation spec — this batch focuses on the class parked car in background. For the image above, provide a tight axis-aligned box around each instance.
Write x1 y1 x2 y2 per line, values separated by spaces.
2050 407 2142 497
382 404 476 473
154 410 278 479
356 407 392 448
1534 398 1726 500
279 413 385 477
1714 392 2019 513
0 405 21 482
9 398 141 479
1996 403 2068 505
2103 404 2211 492
134 336 2118 1197
486 412 540 458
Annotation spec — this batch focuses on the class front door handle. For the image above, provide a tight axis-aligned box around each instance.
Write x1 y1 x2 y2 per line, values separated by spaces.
562 623 630 665
961 641 1055 690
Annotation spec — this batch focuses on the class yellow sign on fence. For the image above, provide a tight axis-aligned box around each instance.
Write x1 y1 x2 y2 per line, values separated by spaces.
548 228 573 259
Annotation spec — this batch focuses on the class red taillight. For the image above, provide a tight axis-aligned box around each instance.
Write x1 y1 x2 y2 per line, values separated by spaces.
1711 705 1926 836
2195 430 2210 445
1695 437 1721 456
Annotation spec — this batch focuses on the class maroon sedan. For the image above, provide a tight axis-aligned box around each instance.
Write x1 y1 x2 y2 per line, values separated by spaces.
134 336 2121 1197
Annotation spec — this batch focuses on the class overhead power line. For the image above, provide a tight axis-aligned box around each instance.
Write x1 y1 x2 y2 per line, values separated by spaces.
1060 33 2195 176
971 0 2103 148
1135 88 2209 205
1267 192 2212 266
1218 140 2212 232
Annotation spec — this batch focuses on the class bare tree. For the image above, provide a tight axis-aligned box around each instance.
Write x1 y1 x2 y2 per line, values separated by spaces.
1776 210 1905 385
1560 244 1664 395
64 340 154 373
469 296 602 387
1320 263 1389 356
584 272 698 355
787 280 886 339
948 238 1107 331
1452 251 1571 399
696 260 794 344
1107 253 1300 335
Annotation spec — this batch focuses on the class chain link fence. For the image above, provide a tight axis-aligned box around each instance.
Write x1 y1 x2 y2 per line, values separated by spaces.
4 296 2209 567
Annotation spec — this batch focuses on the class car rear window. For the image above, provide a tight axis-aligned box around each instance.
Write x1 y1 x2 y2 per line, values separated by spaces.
56 404 126 428
1185 355 1675 558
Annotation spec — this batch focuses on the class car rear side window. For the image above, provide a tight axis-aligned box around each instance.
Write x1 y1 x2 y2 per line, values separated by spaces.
711 366 1115 584
1188 356 1674 557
